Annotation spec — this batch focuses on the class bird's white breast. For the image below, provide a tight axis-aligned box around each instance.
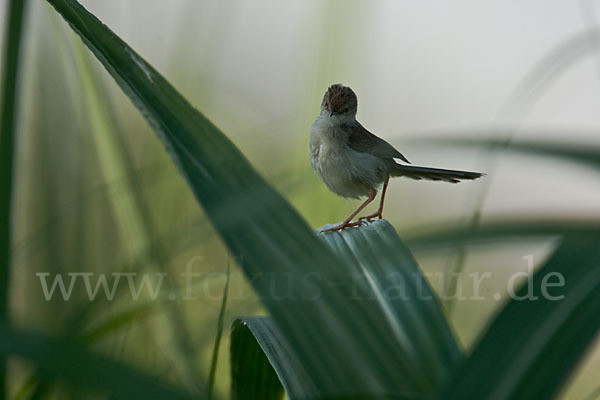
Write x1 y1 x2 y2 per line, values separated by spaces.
310 116 385 199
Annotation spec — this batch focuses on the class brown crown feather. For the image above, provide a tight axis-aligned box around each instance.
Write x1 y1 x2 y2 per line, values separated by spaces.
321 84 358 112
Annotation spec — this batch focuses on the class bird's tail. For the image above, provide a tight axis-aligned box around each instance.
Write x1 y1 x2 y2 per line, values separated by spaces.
391 164 483 183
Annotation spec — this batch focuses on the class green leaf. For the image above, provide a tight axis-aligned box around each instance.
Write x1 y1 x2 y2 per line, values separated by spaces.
0 324 196 400
319 220 464 386
1 0 29 398
411 137 600 169
440 232 600 399
230 317 292 400
407 218 600 250
232 221 464 400
45 0 464 398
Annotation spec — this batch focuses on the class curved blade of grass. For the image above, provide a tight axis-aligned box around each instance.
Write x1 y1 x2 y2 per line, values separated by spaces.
231 315 435 400
408 217 599 317
407 219 600 250
231 220 464 399
0 324 197 400
230 317 293 400
411 137 600 170
0 0 28 398
440 232 600 399
233 317 431 400
499 29 600 123
231 221 463 399
45 0 454 397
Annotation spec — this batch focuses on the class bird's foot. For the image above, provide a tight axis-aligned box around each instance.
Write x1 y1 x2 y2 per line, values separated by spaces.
357 211 383 224
321 220 362 233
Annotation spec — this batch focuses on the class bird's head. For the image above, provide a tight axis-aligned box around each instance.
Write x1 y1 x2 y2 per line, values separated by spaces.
320 83 358 120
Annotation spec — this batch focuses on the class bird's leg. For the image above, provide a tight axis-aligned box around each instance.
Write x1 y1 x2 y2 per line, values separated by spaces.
322 189 377 233
358 177 389 222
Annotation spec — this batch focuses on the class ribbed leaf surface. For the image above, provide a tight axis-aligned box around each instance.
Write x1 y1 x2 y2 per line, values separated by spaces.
232 221 463 399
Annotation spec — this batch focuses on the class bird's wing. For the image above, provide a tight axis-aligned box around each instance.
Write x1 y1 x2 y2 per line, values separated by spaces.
344 122 410 163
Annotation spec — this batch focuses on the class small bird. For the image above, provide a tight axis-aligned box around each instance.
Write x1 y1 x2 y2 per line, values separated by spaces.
310 84 483 232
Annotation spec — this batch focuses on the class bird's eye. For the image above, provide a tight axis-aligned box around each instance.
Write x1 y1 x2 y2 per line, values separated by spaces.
325 102 329 107
344 108 349 112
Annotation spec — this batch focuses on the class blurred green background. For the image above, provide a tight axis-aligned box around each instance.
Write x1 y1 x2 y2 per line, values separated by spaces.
3 0 600 398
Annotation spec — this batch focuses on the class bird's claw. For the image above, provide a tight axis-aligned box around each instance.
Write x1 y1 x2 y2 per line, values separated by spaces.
320 220 362 233
357 213 382 224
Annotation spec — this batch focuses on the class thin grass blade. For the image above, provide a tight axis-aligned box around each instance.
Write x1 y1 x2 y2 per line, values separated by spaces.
207 257 231 400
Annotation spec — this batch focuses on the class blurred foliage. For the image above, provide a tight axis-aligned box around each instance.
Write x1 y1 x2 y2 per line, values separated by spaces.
44 1 464 398
1 0 599 399
1 0 29 398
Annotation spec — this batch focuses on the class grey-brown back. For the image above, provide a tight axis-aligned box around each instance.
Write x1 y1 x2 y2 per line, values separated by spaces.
343 122 410 164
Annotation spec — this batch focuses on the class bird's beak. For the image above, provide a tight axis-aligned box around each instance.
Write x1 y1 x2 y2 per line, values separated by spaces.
329 110 335 117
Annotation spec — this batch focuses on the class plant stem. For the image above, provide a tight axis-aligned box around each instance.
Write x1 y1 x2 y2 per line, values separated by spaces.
207 257 231 400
